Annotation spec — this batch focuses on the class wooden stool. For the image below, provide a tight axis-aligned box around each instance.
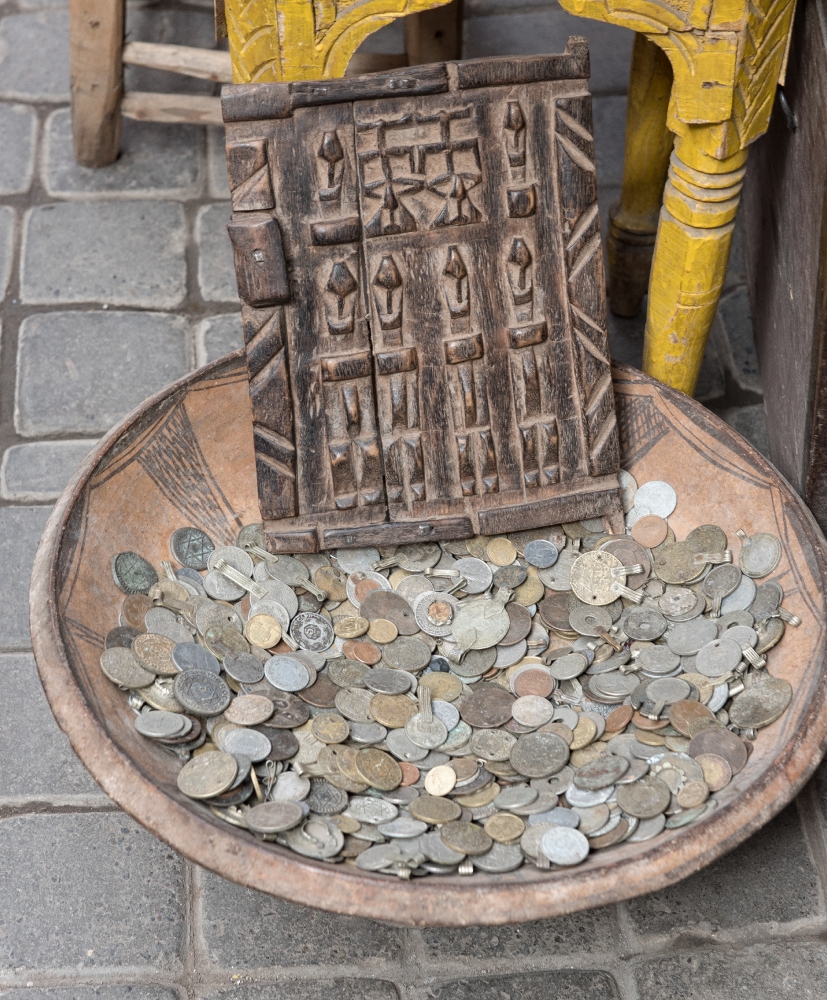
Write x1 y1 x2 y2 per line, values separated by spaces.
557 0 797 395
70 0 462 168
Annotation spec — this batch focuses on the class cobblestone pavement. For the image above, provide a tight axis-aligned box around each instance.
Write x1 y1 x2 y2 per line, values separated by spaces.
0 0 808 997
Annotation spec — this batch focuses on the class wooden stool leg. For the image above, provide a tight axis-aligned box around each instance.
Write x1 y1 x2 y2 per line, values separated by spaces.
642 132 748 395
70 0 124 167
607 33 673 318
404 0 462 64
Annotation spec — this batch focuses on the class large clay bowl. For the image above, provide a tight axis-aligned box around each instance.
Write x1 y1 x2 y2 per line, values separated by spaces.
30 354 827 926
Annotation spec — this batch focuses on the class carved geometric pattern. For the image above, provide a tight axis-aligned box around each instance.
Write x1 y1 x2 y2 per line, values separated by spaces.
227 139 275 212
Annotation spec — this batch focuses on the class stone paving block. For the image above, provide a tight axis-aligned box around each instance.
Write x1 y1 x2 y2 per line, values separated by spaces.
633 940 827 999
721 403 770 459
0 206 13 299
198 870 404 967
21 202 187 307
463 9 633 95
204 982 399 1000
125 6 219 95
410 970 618 1000
0 104 37 194
0 10 70 101
0 653 103 798
197 203 239 303
208 126 231 199
16 311 189 436
0 506 52 651
44 109 201 199
0 440 97 501
1 989 179 1000
419 907 617 961
714 287 761 395
725 212 746 291
625 803 819 939
0 813 185 975
593 96 627 188
196 313 243 366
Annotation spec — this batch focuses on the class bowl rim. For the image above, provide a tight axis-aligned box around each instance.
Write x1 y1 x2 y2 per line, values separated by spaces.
29 353 827 926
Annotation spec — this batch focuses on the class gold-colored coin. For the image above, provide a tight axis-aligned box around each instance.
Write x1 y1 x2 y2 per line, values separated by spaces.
177 751 238 799
569 744 605 767
409 794 462 824
148 579 189 604
245 614 282 648
369 693 417 728
676 779 710 809
333 616 369 639
570 716 598 750
330 813 361 834
367 618 398 644
354 748 402 790
540 721 574 744
513 567 544 606
205 624 250 659
487 536 517 566
132 633 177 676
423 764 457 796
192 742 218 756
224 694 274 726
418 672 463 702
311 565 345 602
311 712 350 744
454 781 500 807
635 728 666 746
484 812 525 843
389 569 411 588
465 535 492 560
679 672 716 704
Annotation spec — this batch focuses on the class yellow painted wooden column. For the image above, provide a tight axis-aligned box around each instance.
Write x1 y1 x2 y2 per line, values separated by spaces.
225 0 453 83
558 0 798 395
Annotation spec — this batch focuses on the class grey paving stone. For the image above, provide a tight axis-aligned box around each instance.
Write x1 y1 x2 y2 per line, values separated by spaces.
724 211 746 292
21 202 187 307
626 803 819 938
1 440 97 501
0 813 185 974
410 971 618 1000
0 506 52 651
125 6 219 95
205 982 399 1000
0 653 103 798
196 313 243 366
593 95 627 188
0 989 179 1000
16 311 189 436
633 940 827 999
419 906 617 960
208 126 231 199
199 870 404 966
44 109 201 199
0 104 37 194
0 206 13 299
197 203 239 303
463 9 633 95
694 339 726 404
714 287 761 395
721 403 770 459
0 10 70 101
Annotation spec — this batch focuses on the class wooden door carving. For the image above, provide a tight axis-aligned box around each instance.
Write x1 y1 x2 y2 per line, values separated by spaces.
222 46 624 552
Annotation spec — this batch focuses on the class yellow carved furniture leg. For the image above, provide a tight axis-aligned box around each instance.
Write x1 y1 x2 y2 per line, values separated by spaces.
608 33 673 318
558 0 798 395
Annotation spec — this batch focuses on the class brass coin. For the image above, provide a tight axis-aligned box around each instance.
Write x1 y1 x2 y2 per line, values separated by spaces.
588 817 629 849
224 694 274 726
513 568 544 606
368 618 398 643
354 748 402 790
454 781 500 807
311 712 351 744
484 812 525 843
668 699 715 736
100 646 156 689
334 616 370 639
245 614 282 649
370 693 417 728
615 775 671 819
418 672 462 702
204 624 250 660
487 536 517 566
676 779 709 809
177 751 238 799
695 752 733 791
440 820 493 856
132 633 178 676
689 726 748 773
315 565 347 602
465 535 492 560
121 594 151 631
410 794 462 824
570 716 598 749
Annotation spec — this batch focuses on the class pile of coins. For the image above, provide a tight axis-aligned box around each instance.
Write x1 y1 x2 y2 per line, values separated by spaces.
101 472 799 876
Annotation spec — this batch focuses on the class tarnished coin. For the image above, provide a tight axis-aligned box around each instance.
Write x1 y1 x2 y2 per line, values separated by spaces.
510 731 569 778
573 754 629 790
174 669 232 716
355 748 402 790
729 674 792 729
483 812 526 843
290 612 334 652
364 667 413 695
622 607 668 641
540 826 589 865
632 514 668 548
335 687 374 723
343 640 382 665
689 726 748 773
659 587 698 617
121 593 152 631
738 530 782 578
454 557 494 594
549 653 588 681
284 818 344 859
177 751 237 799
170 527 214 570
306 779 348 815
132 634 178 676
333 616 370 639
204 624 250 660
328 658 368 687
695 752 733 791
511 695 555 728
666 618 718 656
695 636 742 677
668 699 715 736
419 672 462 702
112 551 158 595
101 646 156 689
615 774 671 818
106 625 142 650
382 636 432 672
136 710 188 739
264 690 311 728
371 694 418 728
410 794 462 824
223 651 265 684
440 820 493 856
246 800 304 834
172 642 220 675
225 694 274 726
460 685 515 728
487 536 517 566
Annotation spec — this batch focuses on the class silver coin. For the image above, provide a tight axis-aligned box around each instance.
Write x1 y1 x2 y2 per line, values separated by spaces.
173 668 231 715
284 818 343 859
695 636 743 677
634 481 677 518
494 785 538 810
349 721 388 744
172 642 220 674
524 539 559 569
246 800 304 834
144 607 193 645
645 677 690 705
195 602 243 637
207 545 254 578
382 636 432 672
405 713 448 749
666 618 718 655
720 574 757 614
573 754 629 790
356 843 406 871
707 681 730 713
334 687 374 723
347 796 399 824
493 640 527 668
621 606 668 641
378 815 428 839
549 652 588 681
540 826 589 865
420 830 466 864
334 547 381 574
625 812 666 842
223 651 265 684
591 671 639 698
289 612 334 652
364 667 413 695
222 727 272 762
510 731 569 778
306 779 348 815
636 646 680 676
659 587 697 617
448 647 497 678
538 548 578 590
439 721 473 754
569 605 612 637
432 699 460 731
565 784 614 807
453 558 493 594
413 591 459 637
264 655 311 692
272 771 311 801
724 624 758 649
175 567 207 595
619 469 638 512
135 710 188 739
739 532 782 578
258 578 299 619
204 570 246 602
473 842 523 873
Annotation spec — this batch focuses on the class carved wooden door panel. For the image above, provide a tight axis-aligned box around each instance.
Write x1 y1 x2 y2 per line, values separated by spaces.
223 50 623 552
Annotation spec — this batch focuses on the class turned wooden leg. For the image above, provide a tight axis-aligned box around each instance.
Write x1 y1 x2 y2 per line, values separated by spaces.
404 0 462 64
642 132 748 395
608 33 673 317
70 0 124 167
